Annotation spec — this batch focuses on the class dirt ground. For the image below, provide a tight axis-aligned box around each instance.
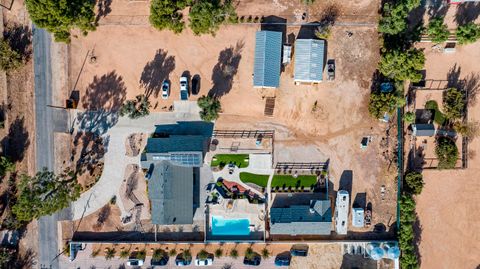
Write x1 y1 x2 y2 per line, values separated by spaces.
71 132 106 191
68 0 395 239
414 20 480 269
125 133 147 157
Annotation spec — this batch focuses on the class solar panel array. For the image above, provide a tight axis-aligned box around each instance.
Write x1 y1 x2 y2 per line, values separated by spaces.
152 153 202 167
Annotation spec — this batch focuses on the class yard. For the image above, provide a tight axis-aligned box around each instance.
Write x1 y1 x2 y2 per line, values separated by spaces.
211 154 249 168
239 172 318 189
239 172 269 187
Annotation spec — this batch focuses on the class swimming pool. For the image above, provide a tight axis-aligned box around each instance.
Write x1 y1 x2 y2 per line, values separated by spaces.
211 216 251 236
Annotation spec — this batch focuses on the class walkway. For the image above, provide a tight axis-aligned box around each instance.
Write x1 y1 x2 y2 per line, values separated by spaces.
72 106 200 220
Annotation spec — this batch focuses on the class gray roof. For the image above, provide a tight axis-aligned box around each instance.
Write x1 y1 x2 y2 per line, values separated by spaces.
294 39 325 83
269 200 332 235
413 124 435 137
253 31 282 88
145 136 205 153
148 161 194 225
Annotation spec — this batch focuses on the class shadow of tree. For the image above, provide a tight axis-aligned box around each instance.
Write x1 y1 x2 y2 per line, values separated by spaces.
455 2 480 26
208 40 244 98
1 117 30 163
3 23 32 62
96 0 113 22
14 248 36 269
73 132 107 177
139 49 175 98
427 0 448 19
446 64 480 106
413 216 423 267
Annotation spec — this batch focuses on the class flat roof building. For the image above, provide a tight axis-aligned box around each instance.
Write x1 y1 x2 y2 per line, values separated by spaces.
253 31 282 88
412 123 436 137
335 190 349 235
294 39 325 83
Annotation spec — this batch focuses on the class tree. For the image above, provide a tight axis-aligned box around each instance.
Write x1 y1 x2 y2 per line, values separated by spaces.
261 248 270 259
435 137 458 169
379 0 420 35
244 247 255 260
443 88 464 120
404 171 424 195
119 94 151 119
0 40 23 71
25 0 96 42
188 0 236 36
368 92 398 119
404 111 416 123
197 95 221 121
105 248 116 260
197 249 209 260
379 48 425 82
119 250 130 259
169 248 177 257
427 17 450 44
0 156 15 178
229 249 238 259
453 121 479 139
456 23 480 45
214 248 223 258
149 0 189 33
182 249 192 261
12 169 81 222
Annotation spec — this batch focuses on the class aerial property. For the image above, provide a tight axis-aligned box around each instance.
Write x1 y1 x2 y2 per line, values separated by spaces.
253 31 282 88
294 39 325 84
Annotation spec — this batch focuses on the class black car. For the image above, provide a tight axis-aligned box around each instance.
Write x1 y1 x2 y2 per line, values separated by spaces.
274 256 291 266
290 247 308 257
191 75 200 95
175 257 192 266
243 255 261 266
151 256 169 266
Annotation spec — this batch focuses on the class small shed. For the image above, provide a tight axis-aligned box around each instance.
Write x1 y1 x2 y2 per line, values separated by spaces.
294 39 325 83
253 31 282 88
413 123 436 137
352 208 364 228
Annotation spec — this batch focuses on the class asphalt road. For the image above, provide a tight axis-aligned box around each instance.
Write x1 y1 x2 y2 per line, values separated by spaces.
33 25 60 269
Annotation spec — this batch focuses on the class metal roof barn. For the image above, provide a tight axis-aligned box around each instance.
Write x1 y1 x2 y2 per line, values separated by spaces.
294 39 325 83
253 31 282 88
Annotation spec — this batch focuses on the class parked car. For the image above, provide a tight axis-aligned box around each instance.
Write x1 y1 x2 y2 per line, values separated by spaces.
180 76 189 100
290 246 308 257
243 255 261 266
192 74 200 95
194 258 213 266
151 256 169 266
161 80 170 100
126 259 144 266
175 257 192 266
327 59 335 81
274 255 291 266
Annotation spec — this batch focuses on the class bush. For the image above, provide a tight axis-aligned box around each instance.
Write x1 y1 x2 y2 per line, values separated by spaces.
404 171 424 195
456 22 480 45
25 0 96 43
229 249 238 259
244 247 255 260
149 0 188 33
189 0 236 36
443 88 464 120
198 95 221 121
182 249 192 261
261 248 270 259
379 48 425 82
197 249 209 260
215 248 223 258
435 137 458 169
136 249 146 260
368 92 398 119
0 156 15 178
425 100 446 125
453 121 479 139
119 249 130 259
119 94 151 119
404 111 416 123
0 40 23 71
379 0 420 35
398 194 418 268
105 248 116 260
169 248 177 257
427 17 450 44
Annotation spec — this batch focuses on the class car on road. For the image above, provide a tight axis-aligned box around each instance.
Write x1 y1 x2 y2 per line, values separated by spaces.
194 258 213 266
126 259 144 266
327 59 335 81
175 257 192 266
192 74 200 95
180 76 189 100
151 255 169 266
243 255 261 266
274 255 291 266
161 80 170 100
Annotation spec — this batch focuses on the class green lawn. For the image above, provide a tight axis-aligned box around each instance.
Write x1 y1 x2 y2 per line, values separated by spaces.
211 154 249 168
271 175 318 188
239 173 318 189
239 172 269 187
425 100 446 126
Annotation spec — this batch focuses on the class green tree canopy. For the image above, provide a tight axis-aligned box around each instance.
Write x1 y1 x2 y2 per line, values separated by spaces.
25 0 96 43
435 137 458 169
379 48 425 82
443 88 464 120
0 156 15 178
379 0 420 35
119 95 151 119
404 171 424 195
368 92 397 119
12 169 81 222
149 0 189 33
456 22 480 45
0 40 23 71
427 17 450 44
404 111 416 123
198 95 221 121
189 0 235 36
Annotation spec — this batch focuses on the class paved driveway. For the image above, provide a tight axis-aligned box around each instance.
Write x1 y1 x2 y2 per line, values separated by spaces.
72 105 200 220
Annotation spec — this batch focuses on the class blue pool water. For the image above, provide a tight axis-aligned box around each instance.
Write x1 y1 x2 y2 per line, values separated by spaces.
211 216 250 236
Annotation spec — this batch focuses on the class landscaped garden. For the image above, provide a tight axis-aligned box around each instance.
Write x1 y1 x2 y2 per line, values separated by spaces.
425 100 446 126
211 154 249 168
239 172 318 191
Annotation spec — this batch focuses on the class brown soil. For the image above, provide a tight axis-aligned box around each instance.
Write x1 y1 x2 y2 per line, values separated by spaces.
119 164 150 221
72 203 123 234
71 132 105 191
125 133 147 157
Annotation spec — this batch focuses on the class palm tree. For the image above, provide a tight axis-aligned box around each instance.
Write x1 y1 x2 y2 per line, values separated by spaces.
261 248 270 259
198 249 209 260
169 248 177 257
229 249 238 259
183 249 192 261
105 248 116 260
215 248 223 258
244 247 254 260
119 249 130 259
197 95 221 121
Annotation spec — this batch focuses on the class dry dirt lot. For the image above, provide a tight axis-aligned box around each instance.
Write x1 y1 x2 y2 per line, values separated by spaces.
69 0 395 239
414 20 480 268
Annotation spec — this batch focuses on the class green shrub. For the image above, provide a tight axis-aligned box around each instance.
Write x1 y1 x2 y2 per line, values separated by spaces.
427 17 450 44
404 111 416 123
229 249 238 259
214 248 223 257
0 40 23 71
379 48 425 82
149 0 188 33
443 88 464 120
404 171 424 195
425 100 446 125
119 94 151 119
119 249 130 259
435 137 458 169
261 248 270 259
189 0 236 36
136 249 146 260
456 22 480 45
197 249 209 260
169 248 177 257
368 92 398 119
105 248 116 260
198 95 221 121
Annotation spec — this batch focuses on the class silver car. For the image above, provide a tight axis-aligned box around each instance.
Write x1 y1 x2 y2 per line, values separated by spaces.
161 80 170 100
